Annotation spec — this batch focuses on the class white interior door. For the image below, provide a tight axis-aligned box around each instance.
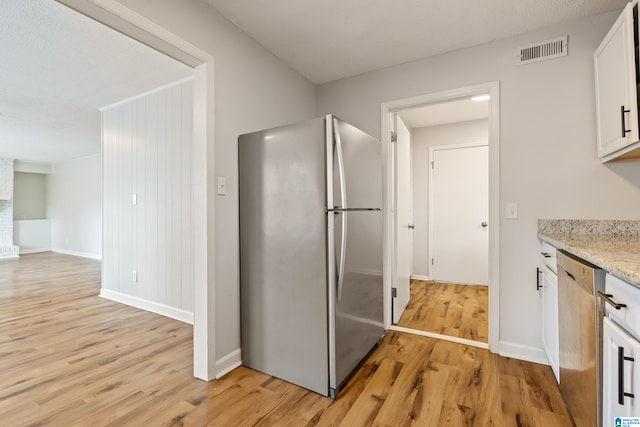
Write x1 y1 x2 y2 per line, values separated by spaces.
393 114 411 323
429 143 488 286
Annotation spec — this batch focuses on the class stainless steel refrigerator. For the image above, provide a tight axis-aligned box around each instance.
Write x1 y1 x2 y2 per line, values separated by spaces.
239 114 384 398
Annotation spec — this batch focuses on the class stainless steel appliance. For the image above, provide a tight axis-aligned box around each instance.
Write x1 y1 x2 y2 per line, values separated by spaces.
557 250 606 427
238 114 384 398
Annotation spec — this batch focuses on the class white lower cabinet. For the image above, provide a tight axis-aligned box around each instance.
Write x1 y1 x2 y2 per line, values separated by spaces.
603 316 640 423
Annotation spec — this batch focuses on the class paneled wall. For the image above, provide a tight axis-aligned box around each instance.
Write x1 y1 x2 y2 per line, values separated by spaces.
101 79 194 322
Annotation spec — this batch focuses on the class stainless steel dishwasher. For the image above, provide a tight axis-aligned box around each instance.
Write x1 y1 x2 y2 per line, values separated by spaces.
557 250 606 427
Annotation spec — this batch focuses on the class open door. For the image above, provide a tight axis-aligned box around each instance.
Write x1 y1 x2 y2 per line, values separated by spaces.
392 114 411 323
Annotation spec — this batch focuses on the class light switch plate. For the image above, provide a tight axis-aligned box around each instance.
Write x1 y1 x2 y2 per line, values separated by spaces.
506 202 518 219
217 177 226 196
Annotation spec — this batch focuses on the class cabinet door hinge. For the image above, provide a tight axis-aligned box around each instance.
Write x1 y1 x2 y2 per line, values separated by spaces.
391 131 397 143
391 287 397 298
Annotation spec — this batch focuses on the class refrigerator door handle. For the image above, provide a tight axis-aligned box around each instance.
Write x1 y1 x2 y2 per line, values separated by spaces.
333 117 348 302
333 117 347 210
337 212 347 302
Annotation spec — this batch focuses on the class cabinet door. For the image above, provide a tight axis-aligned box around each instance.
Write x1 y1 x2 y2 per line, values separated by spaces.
542 267 559 383
594 2 638 158
603 317 640 423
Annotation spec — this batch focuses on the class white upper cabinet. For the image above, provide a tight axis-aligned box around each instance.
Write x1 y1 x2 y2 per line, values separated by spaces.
594 2 640 162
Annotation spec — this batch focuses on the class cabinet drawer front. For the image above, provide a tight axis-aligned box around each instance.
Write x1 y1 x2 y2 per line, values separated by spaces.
541 241 557 273
606 274 640 339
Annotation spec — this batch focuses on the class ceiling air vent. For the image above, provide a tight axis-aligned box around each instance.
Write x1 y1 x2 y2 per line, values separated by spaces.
517 35 568 65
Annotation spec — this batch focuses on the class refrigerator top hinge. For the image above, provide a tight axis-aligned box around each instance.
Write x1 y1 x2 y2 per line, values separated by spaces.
391 287 397 298
390 131 397 143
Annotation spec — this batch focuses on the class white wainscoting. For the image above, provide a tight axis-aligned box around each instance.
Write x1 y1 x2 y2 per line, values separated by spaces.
101 79 194 317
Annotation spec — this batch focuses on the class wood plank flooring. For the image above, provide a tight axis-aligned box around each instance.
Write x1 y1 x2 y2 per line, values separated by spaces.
397 280 488 343
0 252 571 426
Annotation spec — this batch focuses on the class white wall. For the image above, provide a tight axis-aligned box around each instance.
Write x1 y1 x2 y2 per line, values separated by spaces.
111 0 317 363
101 80 193 321
317 11 640 358
13 172 47 220
48 154 102 258
412 119 488 277
14 219 52 253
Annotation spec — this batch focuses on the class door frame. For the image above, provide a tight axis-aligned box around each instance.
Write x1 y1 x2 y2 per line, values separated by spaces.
380 82 500 351
56 0 217 380
428 141 488 283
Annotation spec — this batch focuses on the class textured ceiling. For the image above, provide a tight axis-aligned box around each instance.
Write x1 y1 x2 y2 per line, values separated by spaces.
206 0 628 84
0 0 193 164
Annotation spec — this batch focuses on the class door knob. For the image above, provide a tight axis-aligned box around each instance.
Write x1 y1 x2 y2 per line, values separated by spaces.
408 224 415 229
481 222 488 228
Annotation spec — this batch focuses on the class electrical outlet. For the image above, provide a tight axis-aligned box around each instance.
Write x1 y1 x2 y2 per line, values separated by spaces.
506 202 518 219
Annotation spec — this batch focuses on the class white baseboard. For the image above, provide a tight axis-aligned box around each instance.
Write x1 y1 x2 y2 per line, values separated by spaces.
20 248 51 254
53 248 102 260
411 275 431 281
390 325 489 350
99 288 193 324
215 348 242 379
499 341 548 365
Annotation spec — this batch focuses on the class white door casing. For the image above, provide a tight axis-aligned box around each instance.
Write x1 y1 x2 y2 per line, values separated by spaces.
429 142 488 286
393 114 411 324
380 81 500 352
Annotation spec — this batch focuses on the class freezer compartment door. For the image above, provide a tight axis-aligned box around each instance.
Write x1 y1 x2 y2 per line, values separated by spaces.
329 209 384 394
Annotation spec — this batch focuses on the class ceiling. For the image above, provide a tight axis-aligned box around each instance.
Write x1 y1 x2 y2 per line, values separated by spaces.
398 96 489 129
206 0 627 85
1 1 628 164
0 0 193 164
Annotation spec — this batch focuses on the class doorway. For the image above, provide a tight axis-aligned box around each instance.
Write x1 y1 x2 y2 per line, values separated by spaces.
381 82 500 351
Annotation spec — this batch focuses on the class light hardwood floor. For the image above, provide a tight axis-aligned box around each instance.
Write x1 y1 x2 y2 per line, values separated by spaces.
397 280 488 343
0 253 571 426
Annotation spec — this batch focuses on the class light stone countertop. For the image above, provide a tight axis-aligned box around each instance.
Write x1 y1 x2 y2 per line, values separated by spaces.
538 220 640 286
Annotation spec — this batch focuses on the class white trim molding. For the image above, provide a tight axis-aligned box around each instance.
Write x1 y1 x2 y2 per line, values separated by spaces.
20 248 52 255
390 325 489 350
100 288 194 324
410 275 431 281
215 349 242 379
499 341 548 365
53 248 102 260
